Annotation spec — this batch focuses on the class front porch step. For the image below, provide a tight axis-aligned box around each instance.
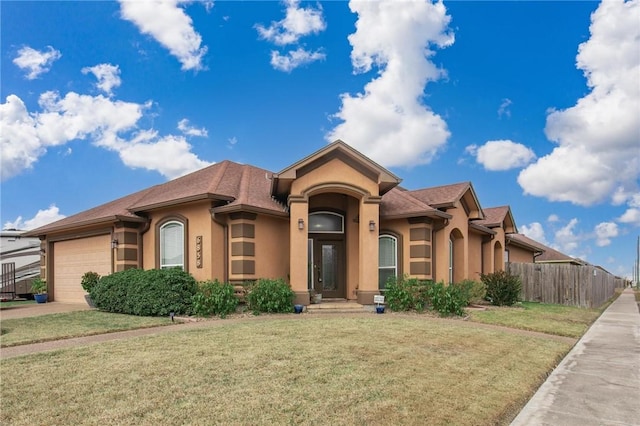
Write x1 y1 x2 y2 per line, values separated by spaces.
305 300 369 314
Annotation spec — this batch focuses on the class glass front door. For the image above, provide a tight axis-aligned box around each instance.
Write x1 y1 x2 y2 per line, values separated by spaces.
310 239 345 298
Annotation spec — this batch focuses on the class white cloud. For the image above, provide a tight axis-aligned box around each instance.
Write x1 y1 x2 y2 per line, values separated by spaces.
497 98 512 119
466 140 536 171
618 193 640 226
270 47 325 72
326 0 454 168
520 222 548 245
0 95 43 181
518 0 640 207
554 218 580 254
227 136 237 149
12 46 61 80
118 0 207 71
256 0 326 46
177 118 208 137
3 205 66 231
1 91 211 181
115 130 211 179
81 64 122 96
547 214 559 223
594 222 618 247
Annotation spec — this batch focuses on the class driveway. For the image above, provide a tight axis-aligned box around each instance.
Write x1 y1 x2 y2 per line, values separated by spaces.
0 301 90 319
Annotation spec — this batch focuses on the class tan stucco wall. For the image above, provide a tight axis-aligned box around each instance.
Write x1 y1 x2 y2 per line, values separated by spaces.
142 202 214 282
468 231 483 281
507 245 536 263
291 158 380 198
433 203 469 283
254 215 289 280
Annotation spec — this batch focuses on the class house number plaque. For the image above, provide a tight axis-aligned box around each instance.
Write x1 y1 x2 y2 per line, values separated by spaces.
196 236 203 268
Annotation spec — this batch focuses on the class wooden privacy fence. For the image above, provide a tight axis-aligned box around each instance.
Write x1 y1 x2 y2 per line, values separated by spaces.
507 262 626 308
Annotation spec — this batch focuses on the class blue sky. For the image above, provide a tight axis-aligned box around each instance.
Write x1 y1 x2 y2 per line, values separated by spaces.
1 0 639 279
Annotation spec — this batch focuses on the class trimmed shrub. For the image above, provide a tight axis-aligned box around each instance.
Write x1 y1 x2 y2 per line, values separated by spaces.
453 279 486 305
192 280 238 318
481 270 521 306
428 281 468 317
91 268 198 316
384 275 431 312
90 269 138 313
246 278 294 314
81 271 101 293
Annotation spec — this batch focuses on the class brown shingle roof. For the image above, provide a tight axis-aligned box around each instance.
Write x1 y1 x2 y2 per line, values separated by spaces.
380 188 450 219
24 187 154 235
477 206 509 227
27 160 287 236
407 182 470 207
506 233 546 253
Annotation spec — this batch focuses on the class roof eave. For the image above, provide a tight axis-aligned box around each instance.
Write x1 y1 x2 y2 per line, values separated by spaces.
24 214 147 237
211 204 289 218
130 194 235 213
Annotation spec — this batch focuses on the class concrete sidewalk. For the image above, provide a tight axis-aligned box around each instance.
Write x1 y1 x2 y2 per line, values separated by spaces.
511 288 640 426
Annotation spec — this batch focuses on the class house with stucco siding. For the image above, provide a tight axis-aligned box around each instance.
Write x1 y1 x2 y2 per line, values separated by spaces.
26 141 540 305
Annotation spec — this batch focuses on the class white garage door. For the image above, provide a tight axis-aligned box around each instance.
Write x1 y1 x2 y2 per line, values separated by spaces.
53 235 112 303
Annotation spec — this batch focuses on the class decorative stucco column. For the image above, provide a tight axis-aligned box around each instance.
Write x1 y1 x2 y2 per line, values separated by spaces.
289 196 309 305
357 196 381 304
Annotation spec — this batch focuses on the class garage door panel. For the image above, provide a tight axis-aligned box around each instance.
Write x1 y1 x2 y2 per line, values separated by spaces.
53 235 111 303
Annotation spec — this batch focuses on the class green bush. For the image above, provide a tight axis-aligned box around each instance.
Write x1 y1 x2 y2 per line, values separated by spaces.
246 278 294 314
481 270 521 306
453 279 486 305
81 271 101 293
384 275 431 312
385 276 468 316
429 281 468 316
192 280 238 318
91 268 198 316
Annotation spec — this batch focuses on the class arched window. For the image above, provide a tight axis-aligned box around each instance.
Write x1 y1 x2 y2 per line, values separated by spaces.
379 235 397 290
309 212 344 233
449 236 454 284
160 221 185 269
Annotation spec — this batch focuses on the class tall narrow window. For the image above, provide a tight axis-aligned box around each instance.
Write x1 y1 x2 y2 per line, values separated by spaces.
448 237 454 284
160 221 184 269
379 235 397 290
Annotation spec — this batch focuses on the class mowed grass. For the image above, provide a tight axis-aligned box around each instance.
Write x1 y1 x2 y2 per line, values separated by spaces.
0 300 35 309
1 316 571 426
0 310 172 347
468 301 602 338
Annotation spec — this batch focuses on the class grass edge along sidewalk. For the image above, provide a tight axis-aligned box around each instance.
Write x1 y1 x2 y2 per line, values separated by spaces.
1 315 573 426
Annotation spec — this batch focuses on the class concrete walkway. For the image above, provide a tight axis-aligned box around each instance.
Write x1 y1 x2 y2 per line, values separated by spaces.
0 301 90 319
511 288 640 426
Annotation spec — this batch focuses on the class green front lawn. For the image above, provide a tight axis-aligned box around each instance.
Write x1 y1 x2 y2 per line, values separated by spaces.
1 316 571 426
0 310 173 347
468 301 602 338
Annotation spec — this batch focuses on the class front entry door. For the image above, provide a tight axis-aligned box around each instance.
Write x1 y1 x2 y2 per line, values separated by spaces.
311 239 345 298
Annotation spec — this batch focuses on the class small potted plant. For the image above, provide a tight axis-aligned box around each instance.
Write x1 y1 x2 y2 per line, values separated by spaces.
31 277 48 303
81 271 100 307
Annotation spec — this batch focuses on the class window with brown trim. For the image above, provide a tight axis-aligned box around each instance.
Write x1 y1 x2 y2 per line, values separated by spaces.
159 220 185 270
379 234 398 290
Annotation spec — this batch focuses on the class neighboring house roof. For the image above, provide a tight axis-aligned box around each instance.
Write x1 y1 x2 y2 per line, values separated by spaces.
380 188 451 220
506 233 546 253
477 206 518 233
408 182 484 220
507 234 588 265
536 245 587 265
